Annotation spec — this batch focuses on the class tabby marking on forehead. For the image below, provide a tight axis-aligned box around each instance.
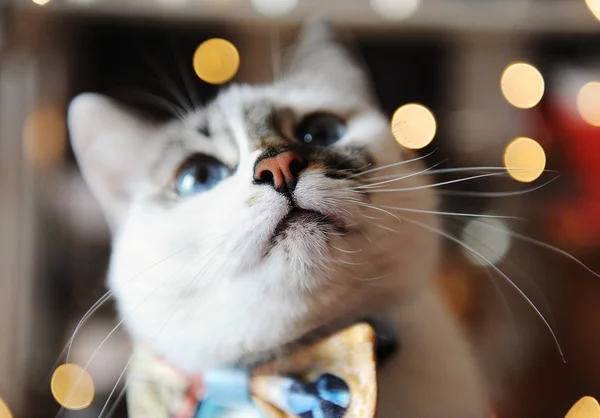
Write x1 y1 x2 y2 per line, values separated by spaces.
243 99 278 145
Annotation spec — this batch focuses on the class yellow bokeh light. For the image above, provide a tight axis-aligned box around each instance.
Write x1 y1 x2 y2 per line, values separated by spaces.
500 63 545 109
577 81 600 127
0 397 12 418
51 364 95 410
193 38 240 85
585 0 600 21
32 0 51 5
503 137 546 183
566 396 600 418
391 103 436 150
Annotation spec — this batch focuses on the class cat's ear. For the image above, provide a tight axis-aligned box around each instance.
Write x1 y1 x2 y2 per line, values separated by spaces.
68 93 155 232
285 20 372 100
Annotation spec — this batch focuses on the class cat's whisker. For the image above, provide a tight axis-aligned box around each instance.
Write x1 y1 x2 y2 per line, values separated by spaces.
104 375 131 418
98 355 133 418
354 166 560 193
330 245 362 254
353 197 595 312
64 290 114 360
351 273 389 282
53 256 206 418
354 223 374 245
138 251 223 382
376 224 401 234
185 244 222 283
362 166 511 182
125 91 186 120
362 214 385 221
145 57 194 113
336 258 367 266
333 162 375 176
356 159 447 189
394 213 566 362
350 201 402 223
437 176 559 198
448 216 560 369
50 238 209 412
349 149 438 179
361 166 505 183
121 253 224 408
170 40 202 112
375 205 523 221
362 172 510 193
205 241 237 287
70 317 128 405
433 166 558 175
466 217 600 279
318 260 336 275
161 242 229 337
348 209 403 233
45 290 115 384
447 216 558 331
60 245 193 366
475 260 525 370
327 230 352 237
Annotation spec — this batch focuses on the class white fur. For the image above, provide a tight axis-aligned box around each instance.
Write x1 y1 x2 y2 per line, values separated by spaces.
68 23 488 417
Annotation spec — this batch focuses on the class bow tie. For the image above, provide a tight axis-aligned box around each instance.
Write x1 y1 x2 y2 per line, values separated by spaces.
127 323 379 418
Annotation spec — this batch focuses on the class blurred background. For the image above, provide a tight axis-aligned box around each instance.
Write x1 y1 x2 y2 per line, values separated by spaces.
1 0 600 417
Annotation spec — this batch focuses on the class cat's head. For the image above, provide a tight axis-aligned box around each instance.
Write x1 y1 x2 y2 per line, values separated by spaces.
68 22 440 372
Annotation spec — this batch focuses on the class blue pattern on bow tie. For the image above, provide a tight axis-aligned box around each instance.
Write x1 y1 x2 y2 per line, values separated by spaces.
285 373 351 418
192 369 351 418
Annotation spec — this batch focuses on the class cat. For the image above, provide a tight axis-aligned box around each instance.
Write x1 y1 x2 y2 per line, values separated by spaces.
67 21 488 418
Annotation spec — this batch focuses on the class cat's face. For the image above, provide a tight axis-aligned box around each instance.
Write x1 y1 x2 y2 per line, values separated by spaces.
68 23 440 372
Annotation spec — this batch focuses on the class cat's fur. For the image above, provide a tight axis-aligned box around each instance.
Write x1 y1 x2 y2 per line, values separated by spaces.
68 22 488 417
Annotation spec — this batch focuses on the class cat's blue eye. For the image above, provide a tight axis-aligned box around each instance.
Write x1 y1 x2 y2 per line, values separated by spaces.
294 113 347 147
174 155 229 197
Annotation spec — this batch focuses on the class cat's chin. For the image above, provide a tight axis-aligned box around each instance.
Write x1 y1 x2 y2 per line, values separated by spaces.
260 209 351 271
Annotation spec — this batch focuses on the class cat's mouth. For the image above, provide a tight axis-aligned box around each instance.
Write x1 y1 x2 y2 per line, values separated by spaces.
271 208 345 241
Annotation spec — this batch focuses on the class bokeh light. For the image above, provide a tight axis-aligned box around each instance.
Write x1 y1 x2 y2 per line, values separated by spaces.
32 0 52 5
566 396 600 418
193 38 240 85
51 364 95 410
371 0 420 20
500 63 545 109
461 218 511 266
391 103 436 149
23 104 67 168
577 81 600 127
585 0 600 21
503 137 546 183
0 398 12 418
251 0 297 16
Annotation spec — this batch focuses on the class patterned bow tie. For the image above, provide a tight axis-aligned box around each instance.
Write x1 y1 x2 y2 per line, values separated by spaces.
127 323 378 418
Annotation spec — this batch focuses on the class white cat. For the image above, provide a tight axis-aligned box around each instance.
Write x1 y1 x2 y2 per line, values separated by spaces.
68 21 488 418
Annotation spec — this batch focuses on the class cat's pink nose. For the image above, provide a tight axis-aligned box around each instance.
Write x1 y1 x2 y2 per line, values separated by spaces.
253 150 306 195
